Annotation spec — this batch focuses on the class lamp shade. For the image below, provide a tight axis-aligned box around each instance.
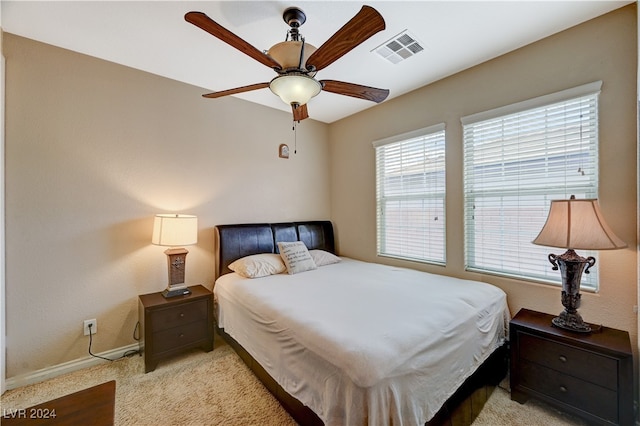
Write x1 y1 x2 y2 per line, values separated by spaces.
532 197 626 250
269 74 322 106
151 214 198 247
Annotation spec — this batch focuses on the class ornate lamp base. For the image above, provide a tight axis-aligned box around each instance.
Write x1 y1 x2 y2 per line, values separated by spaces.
548 249 595 334
552 307 591 333
163 247 191 298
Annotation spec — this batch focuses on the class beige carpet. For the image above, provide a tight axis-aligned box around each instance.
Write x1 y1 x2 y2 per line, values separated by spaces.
2 338 586 425
473 386 586 426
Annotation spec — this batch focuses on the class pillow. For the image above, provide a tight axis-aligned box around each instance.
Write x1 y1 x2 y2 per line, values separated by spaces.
277 241 317 274
228 253 286 278
309 249 341 266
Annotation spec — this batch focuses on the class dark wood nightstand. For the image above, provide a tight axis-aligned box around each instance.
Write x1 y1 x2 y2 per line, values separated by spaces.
138 285 213 373
510 308 633 425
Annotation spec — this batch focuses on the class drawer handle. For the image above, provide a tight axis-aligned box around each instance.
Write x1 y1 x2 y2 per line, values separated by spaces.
179 313 185 318
559 386 568 393
559 355 567 363
179 333 184 338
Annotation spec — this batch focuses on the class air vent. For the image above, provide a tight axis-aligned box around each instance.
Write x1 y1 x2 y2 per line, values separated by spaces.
373 30 424 64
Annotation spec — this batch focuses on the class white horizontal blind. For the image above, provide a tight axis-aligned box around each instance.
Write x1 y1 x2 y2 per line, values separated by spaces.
374 124 446 264
463 87 599 288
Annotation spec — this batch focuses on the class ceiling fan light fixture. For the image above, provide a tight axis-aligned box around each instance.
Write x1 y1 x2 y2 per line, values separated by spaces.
186 6 388 121
269 74 322 106
268 41 317 70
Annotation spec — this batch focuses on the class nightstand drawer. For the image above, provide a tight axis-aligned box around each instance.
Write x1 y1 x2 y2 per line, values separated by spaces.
519 332 617 390
149 299 208 331
153 321 209 353
520 360 618 423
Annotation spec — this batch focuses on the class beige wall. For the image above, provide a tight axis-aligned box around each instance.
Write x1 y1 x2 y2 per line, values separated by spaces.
330 4 638 347
3 33 330 378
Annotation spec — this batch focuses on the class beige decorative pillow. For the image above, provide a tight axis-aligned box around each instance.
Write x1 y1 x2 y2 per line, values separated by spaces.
277 241 317 274
309 249 341 266
228 253 286 278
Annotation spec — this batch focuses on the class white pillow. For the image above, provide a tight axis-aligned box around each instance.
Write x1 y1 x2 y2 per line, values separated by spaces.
309 249 341 266
228 253 286 278
277 241 317 274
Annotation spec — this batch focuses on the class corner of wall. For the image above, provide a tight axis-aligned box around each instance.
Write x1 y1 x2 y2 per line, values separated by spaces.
636 1 639 420
1 24 6 396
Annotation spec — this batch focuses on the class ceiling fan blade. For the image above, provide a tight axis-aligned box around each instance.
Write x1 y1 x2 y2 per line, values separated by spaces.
185 11 281 70
305 6 385 72
321 80 389 103
292 103 309 121
202 82 270 99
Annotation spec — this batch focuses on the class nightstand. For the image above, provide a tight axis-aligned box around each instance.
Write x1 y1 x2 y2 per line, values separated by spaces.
138 285 214 373
510 308 633 425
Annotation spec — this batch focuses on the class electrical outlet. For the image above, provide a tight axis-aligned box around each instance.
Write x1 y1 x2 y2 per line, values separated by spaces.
83 319 97 336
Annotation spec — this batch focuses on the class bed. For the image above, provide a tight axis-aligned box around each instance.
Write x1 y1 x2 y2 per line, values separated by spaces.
214 221 510 426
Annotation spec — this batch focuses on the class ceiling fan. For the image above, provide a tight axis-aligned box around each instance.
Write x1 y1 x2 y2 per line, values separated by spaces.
185 5 390 121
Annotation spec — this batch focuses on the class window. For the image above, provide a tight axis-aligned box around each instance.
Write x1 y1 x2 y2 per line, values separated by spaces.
373 124 446 264
462 82 601 289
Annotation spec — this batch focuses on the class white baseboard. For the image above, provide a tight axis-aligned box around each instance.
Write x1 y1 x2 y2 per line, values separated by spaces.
5 343 140 391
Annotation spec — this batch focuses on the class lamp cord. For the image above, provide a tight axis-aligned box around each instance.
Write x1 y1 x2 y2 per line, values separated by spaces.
87 322 141 361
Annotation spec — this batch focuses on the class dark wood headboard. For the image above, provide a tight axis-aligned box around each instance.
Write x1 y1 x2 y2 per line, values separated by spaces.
214 221 335 279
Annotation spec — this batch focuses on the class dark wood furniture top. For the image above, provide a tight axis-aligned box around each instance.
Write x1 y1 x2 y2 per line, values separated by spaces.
139 285 213 373
510 308 633 425
2 380 115 425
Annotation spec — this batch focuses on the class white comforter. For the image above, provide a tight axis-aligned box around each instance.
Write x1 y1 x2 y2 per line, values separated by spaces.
215 258 509 426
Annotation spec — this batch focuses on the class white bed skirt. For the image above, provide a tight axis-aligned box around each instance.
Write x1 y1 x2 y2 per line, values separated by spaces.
215 258 509 426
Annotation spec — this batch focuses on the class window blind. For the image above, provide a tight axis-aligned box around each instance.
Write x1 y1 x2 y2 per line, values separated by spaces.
462 84 600 288
373 124 446 264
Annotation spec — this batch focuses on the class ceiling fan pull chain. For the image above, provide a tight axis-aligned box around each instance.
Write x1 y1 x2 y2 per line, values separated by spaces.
292 119 298 154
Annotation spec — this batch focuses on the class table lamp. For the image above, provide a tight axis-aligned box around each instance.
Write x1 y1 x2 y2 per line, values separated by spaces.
152 214 198 298
532 196 626 333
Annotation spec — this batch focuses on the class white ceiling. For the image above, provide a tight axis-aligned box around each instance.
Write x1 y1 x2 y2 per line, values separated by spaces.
2 1 632 123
